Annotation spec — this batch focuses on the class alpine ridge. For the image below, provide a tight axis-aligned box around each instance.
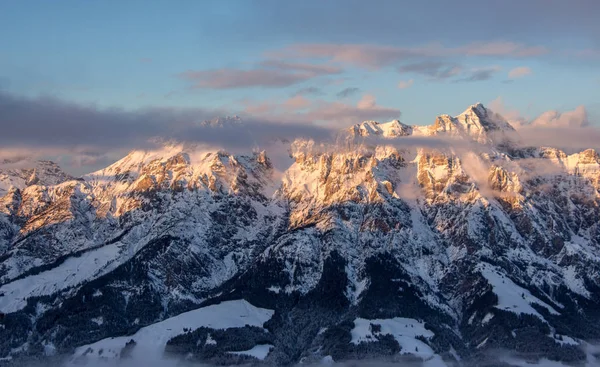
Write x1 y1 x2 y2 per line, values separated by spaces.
0 103 599 366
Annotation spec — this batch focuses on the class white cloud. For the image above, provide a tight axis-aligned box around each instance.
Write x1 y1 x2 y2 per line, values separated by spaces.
529 105 588 128
488 97 527 126
397 79 414 89
508 66 532 79
357 94 377 109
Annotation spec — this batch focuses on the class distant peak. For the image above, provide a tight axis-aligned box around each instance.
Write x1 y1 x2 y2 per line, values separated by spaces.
460 102 487 117
200 116 243 128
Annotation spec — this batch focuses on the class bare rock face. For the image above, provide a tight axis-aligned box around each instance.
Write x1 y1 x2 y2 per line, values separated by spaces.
0 104 599 366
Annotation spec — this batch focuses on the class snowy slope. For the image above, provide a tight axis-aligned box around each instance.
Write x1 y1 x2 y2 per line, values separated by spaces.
69 300 273 364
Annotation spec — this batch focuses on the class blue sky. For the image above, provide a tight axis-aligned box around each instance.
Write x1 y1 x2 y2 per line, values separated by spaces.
0 0 599 172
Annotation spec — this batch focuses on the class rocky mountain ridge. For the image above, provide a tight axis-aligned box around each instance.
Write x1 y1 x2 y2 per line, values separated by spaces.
0 104 599 366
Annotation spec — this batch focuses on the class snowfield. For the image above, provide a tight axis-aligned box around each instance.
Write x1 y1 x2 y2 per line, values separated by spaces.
227 344 274 360
351 317 436 359
0 243 123 313
478 263 560 322
68 300 274 365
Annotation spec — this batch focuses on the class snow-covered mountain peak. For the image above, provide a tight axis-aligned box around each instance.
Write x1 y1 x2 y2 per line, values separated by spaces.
85 143 275 216
199 115 243 128
349 119 413 138
345 103 517 147
456 102 515 132
459 102 486 117
0 159 72 196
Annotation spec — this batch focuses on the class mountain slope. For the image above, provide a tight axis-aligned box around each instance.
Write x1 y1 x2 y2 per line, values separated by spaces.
0 104 599 366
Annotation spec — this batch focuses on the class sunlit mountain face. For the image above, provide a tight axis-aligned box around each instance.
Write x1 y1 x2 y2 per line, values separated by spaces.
1 1 599 366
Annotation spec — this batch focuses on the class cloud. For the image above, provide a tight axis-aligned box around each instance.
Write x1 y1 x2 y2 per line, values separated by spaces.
0 150 38 169
453 66 502 83
4 89 596 177
178 60 341 89
508 66 532 79
293 86 323 96
487 99 597 152
529 105 589 128
356 94 376 109
258 60 342 75
397 79 414 89
243 101 275 115
284 95 311 110
489 97 589 130
336 87 361 98
458 42 547 57
243 93 401 127
0 91 336 173
398 62 502 83
275 41 548 69
178 68 314 89
398 61 462 80
304 94 400 126
511 125 600 152
488 97 527 126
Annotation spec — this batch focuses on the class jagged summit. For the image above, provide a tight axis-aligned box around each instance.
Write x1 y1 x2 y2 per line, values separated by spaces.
199 115 243 128
349 103 516 145
457 102 515 131
85 143 274 203
349 119 413 137
0 159 72 195
459 102 486 116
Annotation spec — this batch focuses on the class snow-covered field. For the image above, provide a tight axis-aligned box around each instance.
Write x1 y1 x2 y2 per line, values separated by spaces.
351 317 436 359
478 263 559 322
0 243 123 313
227 344 273 360
67 299 274 365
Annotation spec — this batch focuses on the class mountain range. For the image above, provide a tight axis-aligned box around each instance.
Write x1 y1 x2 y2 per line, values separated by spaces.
0 103 599 366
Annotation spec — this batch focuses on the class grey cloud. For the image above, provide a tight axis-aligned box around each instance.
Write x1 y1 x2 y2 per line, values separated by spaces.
274 41 548 70
178 68 315 89
452 67 502 83
4 90 598 176
511 126 600 152
179 60 342 90
305 104 399 126
293 86 323 96
258 60 342 75
529 105 589 128
336 87 360 98
356 134 478 153
241 94 401 128
398 62 501 83
485 101 599 152
398 62 462 80
0 91 335 159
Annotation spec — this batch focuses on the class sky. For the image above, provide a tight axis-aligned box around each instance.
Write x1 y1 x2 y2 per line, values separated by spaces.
0 0 599 173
